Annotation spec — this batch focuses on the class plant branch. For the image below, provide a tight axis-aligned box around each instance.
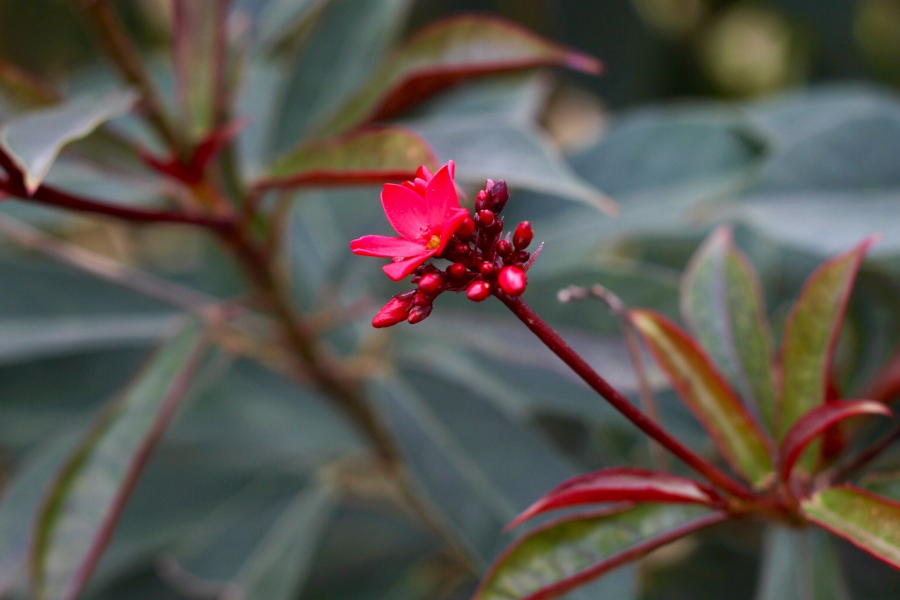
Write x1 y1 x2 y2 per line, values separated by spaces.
0 177 233 230
498 294 755 500
70 0 185 154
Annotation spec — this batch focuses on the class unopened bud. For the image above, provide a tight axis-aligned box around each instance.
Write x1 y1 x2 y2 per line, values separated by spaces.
496 239 513 258
497 266 527 296
478 210 495 227
475 190 489 212
372 295 413 328
448 262 467 278
456 217 476 240
466 280 491 302
513 221 533 249
407 304 433 324
479 261 495 276
484 179 495 192
418 273 444 295
490 180 509 213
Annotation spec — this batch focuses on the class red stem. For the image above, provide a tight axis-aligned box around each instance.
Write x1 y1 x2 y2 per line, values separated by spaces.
498 294 755 500
0 177 233 230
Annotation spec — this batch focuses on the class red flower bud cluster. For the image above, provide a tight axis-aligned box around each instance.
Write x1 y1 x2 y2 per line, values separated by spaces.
366 174 538 328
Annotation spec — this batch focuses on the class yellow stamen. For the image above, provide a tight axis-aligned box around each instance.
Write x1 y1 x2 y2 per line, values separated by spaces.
426 235 441 250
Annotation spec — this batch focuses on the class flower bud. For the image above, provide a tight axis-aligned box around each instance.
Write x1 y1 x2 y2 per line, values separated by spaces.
466 280 491 302
484 179 495 192
479 261 495 276
497 266 527 296
407 304 433 324
414 291 431 306
515 250 530 264
448 262 467 279
496 239 513 258
490 180 509 213
475 190 489 212
418 273 444 295
513 221 533 249
372 295 413 328
456 217 476 240
478 209 495 227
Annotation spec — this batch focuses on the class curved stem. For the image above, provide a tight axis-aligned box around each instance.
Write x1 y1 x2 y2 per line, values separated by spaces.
498 294 755 500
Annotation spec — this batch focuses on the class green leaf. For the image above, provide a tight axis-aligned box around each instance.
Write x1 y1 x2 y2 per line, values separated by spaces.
755 526 852 600
319 14 601 135
629 309 774 487
225 484 336 600
255 0 334 55
370 376 580 564
802 485 900 571
30 321 210 600
777 238 875 472
0 435 79 595
173 0 228 136
681 226 777 431
474 504 725 600
275 0 412 150
0 89 136 194
258 126 438 189
411 117 616 213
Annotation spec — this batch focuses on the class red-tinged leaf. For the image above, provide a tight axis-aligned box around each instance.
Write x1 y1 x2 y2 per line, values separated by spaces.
474 504 727 600
780 400 893 481
255 126 438 190
319 14 602 134
30 321 209 600
681 226 778 431
777 238 877 472
174 0 230 137
629 309 774 487
802 485 900 571
507 468 720 530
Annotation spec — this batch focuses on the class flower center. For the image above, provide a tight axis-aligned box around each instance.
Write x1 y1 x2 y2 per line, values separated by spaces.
426 234 441 250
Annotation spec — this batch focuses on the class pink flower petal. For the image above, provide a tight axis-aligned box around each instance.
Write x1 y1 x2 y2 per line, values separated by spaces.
436 208 471 255
381 184 429 241
382 251 434 281
350 235 427 258
424 162 460 229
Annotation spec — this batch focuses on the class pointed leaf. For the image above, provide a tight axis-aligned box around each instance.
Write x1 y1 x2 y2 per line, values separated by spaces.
474 504 726 600
508 468 719 530
802 485 900 570
778 238 876 472
681 226 777 430
173 0 230 136
755 526 852 600
629 309 774 486
781 400 892 481
30 321 210 600
0 435 79 595
320 14 602 134
0 89 137 194
257 126 438 189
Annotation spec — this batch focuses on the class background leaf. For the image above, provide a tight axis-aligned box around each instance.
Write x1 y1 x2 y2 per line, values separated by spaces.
319 14 601 134
258 126 438 189
0 89 136 194
754 526 852 600
681 226 777 430
30 320 210 600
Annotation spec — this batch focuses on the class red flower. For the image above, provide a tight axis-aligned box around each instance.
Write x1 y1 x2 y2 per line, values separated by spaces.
350 161 469 281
